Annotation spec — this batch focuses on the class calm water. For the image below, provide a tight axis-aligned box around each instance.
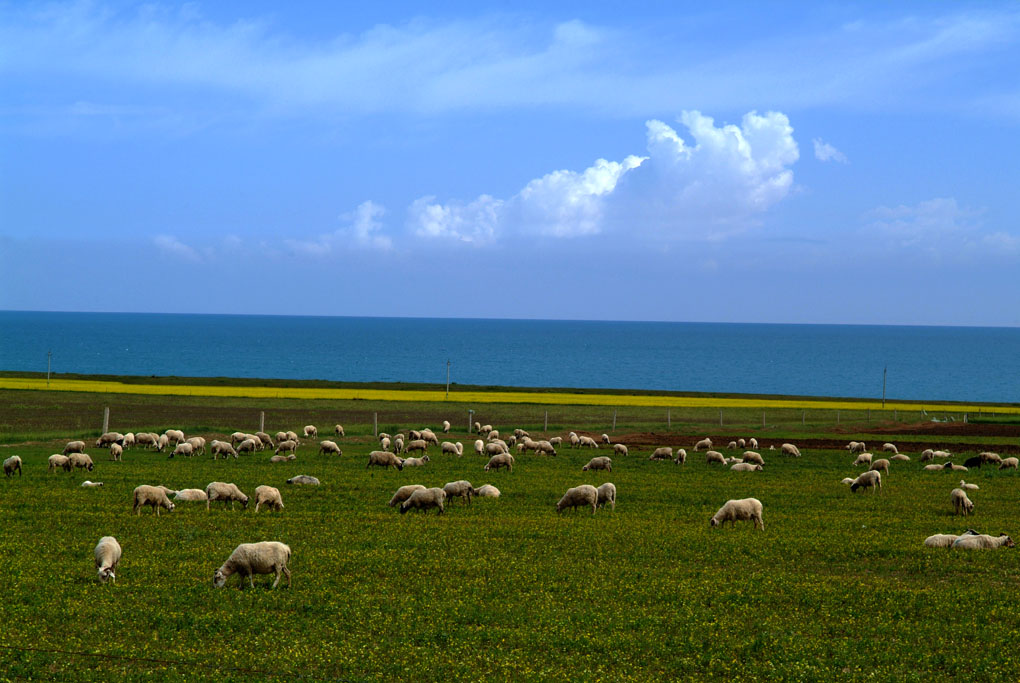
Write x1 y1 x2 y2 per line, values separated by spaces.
1 311 1017 403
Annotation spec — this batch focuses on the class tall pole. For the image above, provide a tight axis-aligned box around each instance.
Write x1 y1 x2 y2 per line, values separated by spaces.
47 350 51 387
446 360 451 399
882 367 887 409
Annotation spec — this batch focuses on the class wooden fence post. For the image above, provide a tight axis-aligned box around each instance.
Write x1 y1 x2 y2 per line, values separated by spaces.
373 412 378 437
260 411 265 433
102 407 109 434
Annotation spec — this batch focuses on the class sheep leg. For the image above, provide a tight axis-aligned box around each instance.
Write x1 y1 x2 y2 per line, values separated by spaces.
255 501 261 513
271 568 281 589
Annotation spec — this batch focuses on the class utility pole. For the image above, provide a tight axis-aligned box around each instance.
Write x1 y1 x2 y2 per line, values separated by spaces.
446 360 451 399
47 350 52 387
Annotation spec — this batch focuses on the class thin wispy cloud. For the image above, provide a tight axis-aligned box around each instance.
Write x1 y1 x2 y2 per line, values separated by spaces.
813 138 848 163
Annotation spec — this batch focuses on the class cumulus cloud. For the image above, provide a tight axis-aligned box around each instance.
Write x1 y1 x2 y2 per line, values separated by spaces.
408 110 799 243
153 234 201 261
813 138 848 163
284 201 392 256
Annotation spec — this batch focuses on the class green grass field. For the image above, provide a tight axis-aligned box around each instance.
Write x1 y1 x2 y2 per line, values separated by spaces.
1 386 1019 680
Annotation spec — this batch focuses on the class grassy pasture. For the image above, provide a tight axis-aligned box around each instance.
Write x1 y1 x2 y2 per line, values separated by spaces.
1 388 1020 680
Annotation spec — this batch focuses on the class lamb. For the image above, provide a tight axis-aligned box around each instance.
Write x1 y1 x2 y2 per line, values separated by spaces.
951 488 975 516
706 450 726 465
475 484 500 498
583 456 613 472
535 440 557 456
474 439 485 456
286 475 320 485
274 440 298 456
849 470 882 493
174 488 209 503
303 425 317 438
595 482 616 511
400 487 446 514
404 439 429 455
48 454 72 472
924 530 979 548
441 441 463 457
999 457 1019 470
256 432 274 448
205 482 249 510
742 451 764 466
402 455 430 467
730 463 763 472
254 485 284 512
869 459 890 475
3 455 22 477
649 446 674 462
270 454 297 463
442 420 450 433
94 536 122 583
960 480 979 491
443 480 476 505
781 443 802 457
846 441 866 454
389 484 426 507
578 436 599 449
211 440 238 459
334 424 345 437
694 438 712 452
367 451 404 470
68 453 94 472
882 443 898 454
132 485 176 515
852 453 873 467
318 440 342 456
484 453 515 472
81 480 104 487
170 442 194 459
952 534 1015 550
601 433 611 445
891 454 911 462
710 498 764 530
214 541 292 590
556 484 598 514
63 440 86 455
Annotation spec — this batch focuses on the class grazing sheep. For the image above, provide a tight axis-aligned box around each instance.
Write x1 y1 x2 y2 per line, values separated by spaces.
922 463 946 472
214 541 292 590
549 437 563 447
388 484 426 507
394 437 405 454
738 438 746 448
485 442 509 456
422 430 441 446
81 480 104 488
405 439 429 456
94 536 122 584
164 429 185 445
63 441 86 455
601 433 611 445
706 450 726 465
960 480 979 491
475 484 500 498
269 454 297 463
48 454 72 472
840 478 855 485
402 455 430 467
596 482 616 511
517 438 539 454
108 443 123 461
694 438 712 452
286 475 320 485
891 454 911 462
442 420 450 433
728 441 737 450
952 534 1015 550
582 456 612 472
303 425 317 438
3 455 22 477
748 438 758 449
205 482 249 510
479 425 493 437
443 480 476 505
742 451 764 466
254 485 284 512
853 453 873 467
849 470 881 493
441 441 463 457
781 443 801 457
980 452 1003 466
730 463 763 472
924 530 979 548
474 439 485 456
999 457 1019 470
229 431 248 446
170 442 194 459
920 449 935 463
274 440 298 456
473 421 482 433
255 432 274 449
569 433 581 448
275 431 288 444
367 450 404 471
611 443 629 457
155 434 169 452
484 453 515 472
334 424 345 437
185 437 206 456
951 488 975 516
948 463 969 472
846 441 866 454
882 443 898 454
869 459 890 475
378 436 392 452
674 449 688 465
132 485 176 515
535 440 557 456
710 498 764 530
578 436 599 449
556 484 598 514
174 488 209 503
649 447 674 461
400 487 446 514
318 440 342 456
285 431 299 443
136 433 158 449
68 453 95 472
211 440 238 459
933 450 952 459
95 432 124 448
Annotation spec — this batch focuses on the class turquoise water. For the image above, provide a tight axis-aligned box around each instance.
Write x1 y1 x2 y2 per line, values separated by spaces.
1 311 1017 402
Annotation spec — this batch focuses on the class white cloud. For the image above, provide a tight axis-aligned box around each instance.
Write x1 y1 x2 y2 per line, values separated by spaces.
409 110 799 243
153 234 201 261
348 201 391 250
864 197 975 248
284 201 393 256
813 138 848 163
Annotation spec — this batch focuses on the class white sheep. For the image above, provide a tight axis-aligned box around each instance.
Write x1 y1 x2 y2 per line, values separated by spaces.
405 439 429 455
367 451 404 470
421 430 441 446
549 437 563 448
742 451 764 466
882 442 898 454
569 433 581 448
400 487 446 514
578 435 599 449
535 440 557 456
402 455 430 467
170 442 194 459
582 456 612 472
920 449 935 462
3 455 22 477
380 437 392 451
95 432 124 448
959 480 979 491
840 478 854 485
781 443 801 457
275 431 289 444
441 442 463 457
303 425 317 438
869 459 890 475
63 441 86 455
846 441 866 454
318 440 342 456
674 449 687 465
849 470 881 493
951 488 974 516
81 480 104 488
484 453 515 472
254 485 284 512
273 440 298 456
924 530 979 548
601 433 611 445
334 424 345 437
68 453 94 471
443 480 476 505
706 451 726 465
285 430 299 443
164 429 185 445
694 438 712 452
256 432 274 448
211 440 238 459
999 457 1019 470
980 452 1003 465
205 482 249 510
230 431 248 445
891 454 911 462
649 447 674 461
186 436 206 456
556 484 598 514
442 420 450 433
738 438 747 448
710 498 764 530
922 463 945 472
269 454 297 463
728 441 737 450
214 541 292 590
94 536 122 583
174 488 208 503
132 485 176 515
748 438 758 449
595 482 616 511
852 453 872 467
156 434 169 452
952 534 1015 550
474 439 485 456
484 442 509 456
286 475 320 485
612 444 628 457
48 454 72 472
730 463 762 472
389 484 426 507
947 463 968 472
475 484 500 498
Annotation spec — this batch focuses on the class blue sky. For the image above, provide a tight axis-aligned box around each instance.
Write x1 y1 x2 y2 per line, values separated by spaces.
2 1 1019 324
